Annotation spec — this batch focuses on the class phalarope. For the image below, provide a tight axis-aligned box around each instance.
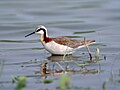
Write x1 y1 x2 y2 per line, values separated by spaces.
25 25 95 55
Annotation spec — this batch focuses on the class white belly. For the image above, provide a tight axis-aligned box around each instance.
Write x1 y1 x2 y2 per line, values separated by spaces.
43 41 74 55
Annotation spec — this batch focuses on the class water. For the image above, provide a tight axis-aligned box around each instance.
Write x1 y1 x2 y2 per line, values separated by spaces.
0 0 120 90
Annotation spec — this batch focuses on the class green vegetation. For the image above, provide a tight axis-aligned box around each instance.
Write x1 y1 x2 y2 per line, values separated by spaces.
60 74 70 90
43 79 53 84
12 76 26 90
102 80 107 90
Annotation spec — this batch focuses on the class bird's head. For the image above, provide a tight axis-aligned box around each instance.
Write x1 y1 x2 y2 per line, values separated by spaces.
25 25 48 37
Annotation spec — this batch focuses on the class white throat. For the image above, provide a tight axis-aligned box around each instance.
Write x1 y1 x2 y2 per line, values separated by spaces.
36 30 48 37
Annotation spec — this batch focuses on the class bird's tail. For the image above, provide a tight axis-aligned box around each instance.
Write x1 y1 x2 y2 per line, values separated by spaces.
86 40 96 45
76 40 96 49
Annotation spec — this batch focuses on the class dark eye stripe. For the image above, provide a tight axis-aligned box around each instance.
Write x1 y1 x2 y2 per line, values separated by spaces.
35 28 40 32
36 28 46 32
40 28 46 31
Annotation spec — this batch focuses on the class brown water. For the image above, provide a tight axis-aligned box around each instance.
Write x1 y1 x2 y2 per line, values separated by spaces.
0 0 120 90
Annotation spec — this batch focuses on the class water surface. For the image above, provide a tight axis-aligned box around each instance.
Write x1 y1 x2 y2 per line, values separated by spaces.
0 0 120 90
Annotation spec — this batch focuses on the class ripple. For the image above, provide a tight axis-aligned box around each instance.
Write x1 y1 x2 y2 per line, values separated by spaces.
0 39 39 43
74 30 95 34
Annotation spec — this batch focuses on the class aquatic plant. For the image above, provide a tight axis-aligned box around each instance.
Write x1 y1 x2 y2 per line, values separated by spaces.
94 48 100 61
43 79 53 84
12 76 26 90
102 80 107 90
60 74 70 90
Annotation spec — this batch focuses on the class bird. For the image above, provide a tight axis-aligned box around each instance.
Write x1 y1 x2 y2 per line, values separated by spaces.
25 25 95 55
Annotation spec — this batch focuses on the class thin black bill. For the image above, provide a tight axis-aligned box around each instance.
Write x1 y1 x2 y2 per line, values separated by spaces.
25 31 35 37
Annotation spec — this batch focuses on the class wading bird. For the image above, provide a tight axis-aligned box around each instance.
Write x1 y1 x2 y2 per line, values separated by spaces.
25 25 95 55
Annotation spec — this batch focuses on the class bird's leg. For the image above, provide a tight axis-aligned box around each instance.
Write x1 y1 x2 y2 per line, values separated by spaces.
84 37 93 61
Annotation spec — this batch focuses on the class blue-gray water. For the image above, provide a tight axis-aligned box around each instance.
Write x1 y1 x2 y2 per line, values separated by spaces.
0 0 120 90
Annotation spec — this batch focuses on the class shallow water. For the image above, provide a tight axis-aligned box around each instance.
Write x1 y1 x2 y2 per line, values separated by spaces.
0 0 120 90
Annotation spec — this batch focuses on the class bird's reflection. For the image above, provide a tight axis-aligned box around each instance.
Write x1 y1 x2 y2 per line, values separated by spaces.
47 55 81 62
39 54 100 79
